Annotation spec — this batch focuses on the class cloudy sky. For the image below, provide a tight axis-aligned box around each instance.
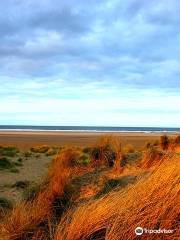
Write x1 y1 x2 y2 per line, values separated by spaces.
0 0 180 127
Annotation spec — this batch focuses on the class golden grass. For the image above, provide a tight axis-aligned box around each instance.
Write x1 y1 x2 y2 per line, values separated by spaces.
123 144 135 154
91 135 123 169
0 135 179 240
30 145 50 153
54 154 179 240
0 148 78 240
1 190 53 240
141 146 164 169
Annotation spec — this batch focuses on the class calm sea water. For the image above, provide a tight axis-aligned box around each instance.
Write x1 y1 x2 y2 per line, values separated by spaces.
0 125 179 133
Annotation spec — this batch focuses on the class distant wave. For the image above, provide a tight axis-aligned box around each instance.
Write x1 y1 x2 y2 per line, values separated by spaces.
0 126 179 134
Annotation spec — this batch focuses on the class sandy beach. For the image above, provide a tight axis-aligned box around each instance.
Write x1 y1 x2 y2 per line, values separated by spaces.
0 131 178 150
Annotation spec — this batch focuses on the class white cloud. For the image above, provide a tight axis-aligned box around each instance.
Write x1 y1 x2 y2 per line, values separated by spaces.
0 91 179 126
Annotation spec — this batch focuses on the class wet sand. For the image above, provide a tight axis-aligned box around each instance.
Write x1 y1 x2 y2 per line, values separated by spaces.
0 131 178 150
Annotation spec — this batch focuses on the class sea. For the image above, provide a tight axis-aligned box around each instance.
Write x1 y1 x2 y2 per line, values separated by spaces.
0 125 179 133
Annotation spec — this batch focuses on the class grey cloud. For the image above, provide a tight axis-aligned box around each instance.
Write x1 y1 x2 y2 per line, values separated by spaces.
30 7 91 34
0 0 180 91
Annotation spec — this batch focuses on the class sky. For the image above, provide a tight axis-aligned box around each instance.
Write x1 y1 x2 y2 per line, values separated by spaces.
0 0 180 127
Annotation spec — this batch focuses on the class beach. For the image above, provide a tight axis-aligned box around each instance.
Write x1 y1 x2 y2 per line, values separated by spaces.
0 130 179 238
0 131 178 150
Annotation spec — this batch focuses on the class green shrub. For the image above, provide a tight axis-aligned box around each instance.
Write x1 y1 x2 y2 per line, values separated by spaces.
12 180 30 189
0 157 21 172
0 157 13 170
17 157 23 162
0 146 19 157
75 153 91 166
0 197 13 209
98 176 137 196
121 152 142 167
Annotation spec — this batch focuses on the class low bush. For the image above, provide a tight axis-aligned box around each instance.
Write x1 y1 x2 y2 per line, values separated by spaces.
24 151 32 158
75 153 91 166
12 180 30 189
98 176 137 196
90 137 118 168
121 152 141 167
0 157 22 171
17 157 22 162
0 157 13 170
30 145 50 153
0 146 19 157
0 197 13 209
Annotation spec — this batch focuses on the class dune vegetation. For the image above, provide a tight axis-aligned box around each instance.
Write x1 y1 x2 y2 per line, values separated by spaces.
0 135 179 240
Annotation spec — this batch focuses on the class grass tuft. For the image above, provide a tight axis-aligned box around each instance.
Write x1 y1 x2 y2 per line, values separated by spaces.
0 146 19 157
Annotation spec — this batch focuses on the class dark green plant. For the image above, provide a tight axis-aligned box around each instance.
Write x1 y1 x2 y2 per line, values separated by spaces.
0 197 13 209
0 157 11 169
75 153 91 166
17 157 23 162
97 176 137 196
121 152 142 167
0 146 19 157
0 157 13 170
12 180 30 189
0 157 22 172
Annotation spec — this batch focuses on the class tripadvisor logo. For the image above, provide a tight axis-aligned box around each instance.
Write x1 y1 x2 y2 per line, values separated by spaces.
135 226 174 236
135 227 143 235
